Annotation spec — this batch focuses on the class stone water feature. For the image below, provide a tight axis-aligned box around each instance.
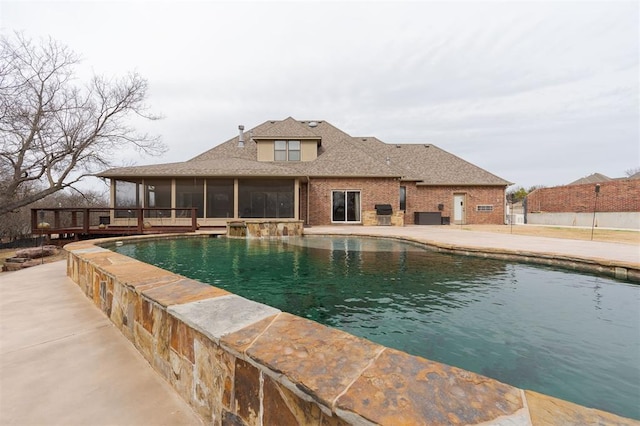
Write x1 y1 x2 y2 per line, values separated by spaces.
226 220 303 238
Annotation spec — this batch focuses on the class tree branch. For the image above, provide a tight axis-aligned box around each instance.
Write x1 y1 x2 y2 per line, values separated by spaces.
0 32 165 216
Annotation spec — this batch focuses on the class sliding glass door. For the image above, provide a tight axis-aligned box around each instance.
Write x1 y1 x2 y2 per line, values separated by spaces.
332 190 361 223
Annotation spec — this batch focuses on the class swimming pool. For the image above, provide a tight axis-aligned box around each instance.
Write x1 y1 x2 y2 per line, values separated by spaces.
112 235 640 420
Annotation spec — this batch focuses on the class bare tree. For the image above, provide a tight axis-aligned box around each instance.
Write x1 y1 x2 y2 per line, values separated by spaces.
625 167 640 177
0 32 166 215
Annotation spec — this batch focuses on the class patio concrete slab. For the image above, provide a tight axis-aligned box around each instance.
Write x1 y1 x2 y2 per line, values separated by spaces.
304 225 640 267
0 260 202 425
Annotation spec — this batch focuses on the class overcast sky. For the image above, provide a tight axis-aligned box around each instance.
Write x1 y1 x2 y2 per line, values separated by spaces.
3 1 638 190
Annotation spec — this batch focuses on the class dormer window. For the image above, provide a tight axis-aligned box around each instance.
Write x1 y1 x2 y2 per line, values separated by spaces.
274 140 301 161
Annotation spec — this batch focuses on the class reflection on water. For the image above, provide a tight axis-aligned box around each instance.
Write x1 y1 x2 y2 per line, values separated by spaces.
113 236 640 420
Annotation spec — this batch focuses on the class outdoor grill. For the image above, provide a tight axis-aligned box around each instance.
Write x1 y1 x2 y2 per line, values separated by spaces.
375 204 393 225
375 204 393 215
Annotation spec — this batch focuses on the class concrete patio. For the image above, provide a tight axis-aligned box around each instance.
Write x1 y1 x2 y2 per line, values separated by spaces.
305 225 640 277
0 260 202 426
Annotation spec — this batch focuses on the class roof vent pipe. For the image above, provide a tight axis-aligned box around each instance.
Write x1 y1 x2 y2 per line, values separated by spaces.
238 125 245 148
386 156 391 166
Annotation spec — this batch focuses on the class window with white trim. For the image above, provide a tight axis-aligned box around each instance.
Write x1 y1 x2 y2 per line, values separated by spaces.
476 205 494 212
274 140 300 161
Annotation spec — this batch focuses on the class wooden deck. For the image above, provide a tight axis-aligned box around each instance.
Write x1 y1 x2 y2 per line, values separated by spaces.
31 208 199 240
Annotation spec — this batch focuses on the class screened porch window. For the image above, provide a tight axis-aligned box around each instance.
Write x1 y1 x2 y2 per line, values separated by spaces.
239 179 294 218
206 179 234 218
114 180 140 218
144 179 172 218
176 178 204 218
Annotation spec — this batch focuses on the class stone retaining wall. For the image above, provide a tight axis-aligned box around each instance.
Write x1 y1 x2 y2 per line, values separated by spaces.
65 236 638 425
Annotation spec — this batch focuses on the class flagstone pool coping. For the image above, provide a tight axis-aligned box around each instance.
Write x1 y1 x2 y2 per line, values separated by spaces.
64 232 639 425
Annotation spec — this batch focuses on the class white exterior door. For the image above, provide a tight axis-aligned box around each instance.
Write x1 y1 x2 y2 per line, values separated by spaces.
453 194 465 224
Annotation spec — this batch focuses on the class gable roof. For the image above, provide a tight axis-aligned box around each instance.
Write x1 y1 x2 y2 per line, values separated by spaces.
99 118 511 186
251 117 321 140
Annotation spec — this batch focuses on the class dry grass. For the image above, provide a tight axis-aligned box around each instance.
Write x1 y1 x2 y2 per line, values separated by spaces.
458 224 640 245
0 248 19 264
0 247 67 271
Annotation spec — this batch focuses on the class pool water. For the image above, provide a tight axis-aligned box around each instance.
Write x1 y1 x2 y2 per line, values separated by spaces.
113 236 640 420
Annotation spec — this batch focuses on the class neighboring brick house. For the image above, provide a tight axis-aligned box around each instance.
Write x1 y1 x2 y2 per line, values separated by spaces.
98 117 511 227
526 174 640 229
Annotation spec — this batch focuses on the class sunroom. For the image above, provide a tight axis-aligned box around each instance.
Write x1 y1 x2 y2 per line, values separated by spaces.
110 177 301 228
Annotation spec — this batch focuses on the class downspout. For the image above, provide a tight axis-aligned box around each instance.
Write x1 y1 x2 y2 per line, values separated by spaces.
504 186 508 225
306 176 311 226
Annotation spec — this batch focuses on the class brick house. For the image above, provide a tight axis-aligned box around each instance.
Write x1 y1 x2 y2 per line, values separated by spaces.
98 117 511 227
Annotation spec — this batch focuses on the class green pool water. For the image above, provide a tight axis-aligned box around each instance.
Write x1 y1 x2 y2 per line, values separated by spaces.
112 236 640 420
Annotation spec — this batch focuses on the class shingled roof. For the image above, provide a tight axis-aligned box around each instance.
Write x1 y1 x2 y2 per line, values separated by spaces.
568 173 612 185
251 117 321 140
99 117 510 186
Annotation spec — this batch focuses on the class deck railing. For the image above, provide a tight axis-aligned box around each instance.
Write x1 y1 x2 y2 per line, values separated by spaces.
30 207 198 238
